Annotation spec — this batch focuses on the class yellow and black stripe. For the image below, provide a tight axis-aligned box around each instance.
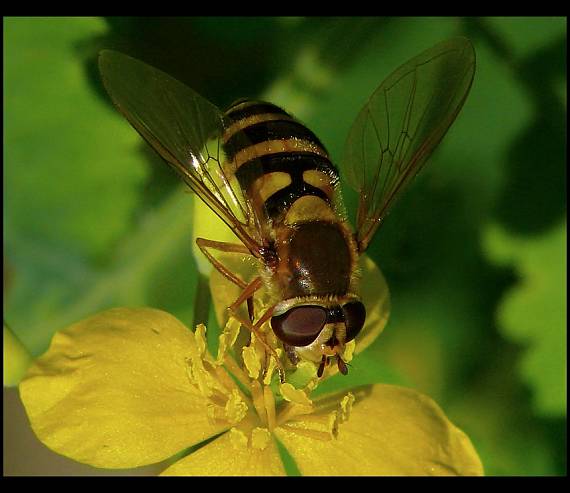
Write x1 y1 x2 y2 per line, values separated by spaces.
223 99 340 222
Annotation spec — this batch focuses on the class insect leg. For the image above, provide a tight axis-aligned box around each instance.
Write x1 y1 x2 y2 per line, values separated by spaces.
252 303 285 383
196 237 252 289
227 276 264 313
336 354 348 375
196 237 256 321
227 281 285 382
317 355 327 378
229 310 285 383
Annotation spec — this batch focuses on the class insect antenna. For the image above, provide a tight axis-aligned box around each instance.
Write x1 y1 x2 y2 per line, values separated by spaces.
336 354 349 375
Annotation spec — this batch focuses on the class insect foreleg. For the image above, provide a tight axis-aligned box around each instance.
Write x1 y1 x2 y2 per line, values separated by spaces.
196 237 252 288
196 237 257 321
226 278 284 382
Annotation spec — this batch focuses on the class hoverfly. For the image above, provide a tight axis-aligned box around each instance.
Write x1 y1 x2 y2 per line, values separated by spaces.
98 37 475 380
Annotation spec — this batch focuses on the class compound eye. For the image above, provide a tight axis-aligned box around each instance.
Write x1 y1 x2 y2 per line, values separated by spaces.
342 301 366 342
271 305 327 347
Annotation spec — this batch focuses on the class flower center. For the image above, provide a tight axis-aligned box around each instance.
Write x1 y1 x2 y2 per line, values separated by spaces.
187 317 355 448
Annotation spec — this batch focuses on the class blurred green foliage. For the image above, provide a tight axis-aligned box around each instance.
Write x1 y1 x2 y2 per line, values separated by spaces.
4 16 566 476
485 221 566 417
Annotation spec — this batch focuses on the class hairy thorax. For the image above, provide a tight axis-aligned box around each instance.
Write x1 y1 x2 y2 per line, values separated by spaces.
272 220 356 300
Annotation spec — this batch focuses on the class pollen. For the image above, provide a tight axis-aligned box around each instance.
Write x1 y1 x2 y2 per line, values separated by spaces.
338 392 355 422
280 383 313 407
225 389 249 425
215 317 241 364
242 344 262 379
229 427 249 449
228 426 272 451
251 427 272 450
278 411 337 442
186 323 250 429
262 352 279 386
202 309 358 446
331 392 355 438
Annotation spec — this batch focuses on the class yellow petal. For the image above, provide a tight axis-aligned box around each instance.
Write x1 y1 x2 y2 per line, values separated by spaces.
19 308 234 469
191 191 244 276
354 255 390 354
210 251 259 327
274 384 483 476
161 416 285 476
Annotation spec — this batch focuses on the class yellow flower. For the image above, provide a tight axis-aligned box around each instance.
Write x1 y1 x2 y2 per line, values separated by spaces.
19 198 482 475
19 297 482 475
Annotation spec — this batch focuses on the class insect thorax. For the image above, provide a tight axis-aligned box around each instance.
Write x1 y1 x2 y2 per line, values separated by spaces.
275 220 355 299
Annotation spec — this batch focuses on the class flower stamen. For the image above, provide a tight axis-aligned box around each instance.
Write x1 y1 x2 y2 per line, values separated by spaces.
185 324 255 429
250 427 271 450
278 423 334 442
222 353 252 389
250 380 269 427
263 385 277 431
224 389 249 425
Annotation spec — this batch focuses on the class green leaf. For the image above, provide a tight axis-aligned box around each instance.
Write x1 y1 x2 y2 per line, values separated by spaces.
11 189 199 355
4 17 149 352
4 17 147 260
4 18 205 354
484 222 567 417
485 17 566 59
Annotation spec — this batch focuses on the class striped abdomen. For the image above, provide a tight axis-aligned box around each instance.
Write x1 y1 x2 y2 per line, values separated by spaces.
222 99 358 300
222 99 342 224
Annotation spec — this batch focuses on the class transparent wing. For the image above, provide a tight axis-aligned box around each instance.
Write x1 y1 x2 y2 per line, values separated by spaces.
98 50 267 256
342 37 476 252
